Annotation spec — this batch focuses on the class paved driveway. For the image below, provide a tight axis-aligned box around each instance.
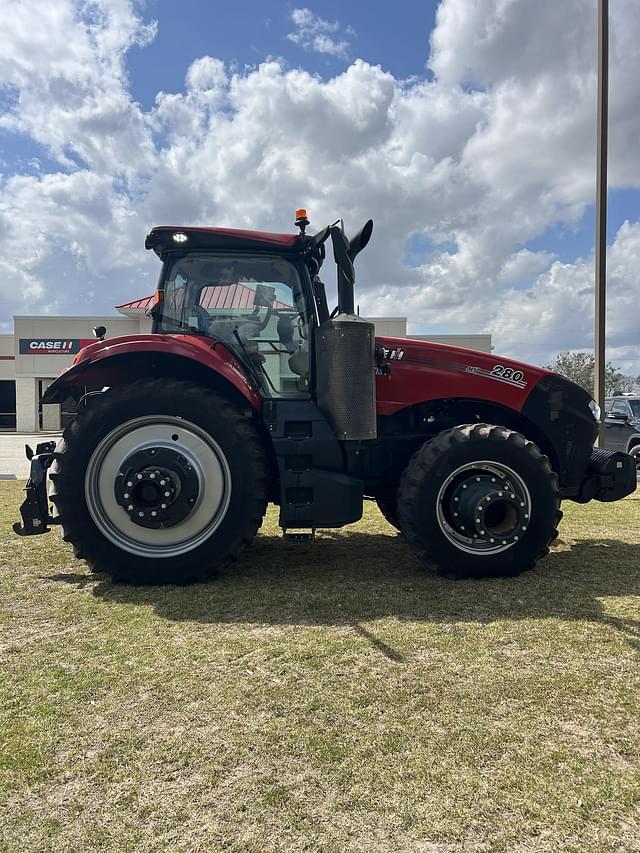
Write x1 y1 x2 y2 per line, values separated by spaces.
0 433 61 480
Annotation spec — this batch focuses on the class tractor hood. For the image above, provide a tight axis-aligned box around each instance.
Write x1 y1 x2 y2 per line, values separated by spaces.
374 335 551 416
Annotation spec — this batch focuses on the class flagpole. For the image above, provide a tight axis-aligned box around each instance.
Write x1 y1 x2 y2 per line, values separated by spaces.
594 0 608 445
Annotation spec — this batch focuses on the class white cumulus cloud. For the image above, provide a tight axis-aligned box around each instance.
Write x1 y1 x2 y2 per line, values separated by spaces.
0 0 639 374
287 8 352 59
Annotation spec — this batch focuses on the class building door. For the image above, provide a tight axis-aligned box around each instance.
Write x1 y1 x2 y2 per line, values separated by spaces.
0 380 16 430
38 379 62 431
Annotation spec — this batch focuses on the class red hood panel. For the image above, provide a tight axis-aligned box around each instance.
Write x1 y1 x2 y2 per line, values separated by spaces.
375 337 551 416
71 333 549 420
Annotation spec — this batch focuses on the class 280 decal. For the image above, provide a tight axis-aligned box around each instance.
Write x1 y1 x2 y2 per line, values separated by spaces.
465 363 527 389
490 364 524 383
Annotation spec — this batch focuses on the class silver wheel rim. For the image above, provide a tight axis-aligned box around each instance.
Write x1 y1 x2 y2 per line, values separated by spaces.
85 416 231 558
436 460 532 556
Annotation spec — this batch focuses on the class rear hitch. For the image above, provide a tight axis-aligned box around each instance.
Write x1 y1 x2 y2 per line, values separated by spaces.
13 441 59 536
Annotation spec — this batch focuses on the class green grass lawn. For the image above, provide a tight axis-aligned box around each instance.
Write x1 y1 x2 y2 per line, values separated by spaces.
1 481 639 852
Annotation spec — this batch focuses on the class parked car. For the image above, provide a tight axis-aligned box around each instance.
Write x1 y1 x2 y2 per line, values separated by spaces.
604 395 640 470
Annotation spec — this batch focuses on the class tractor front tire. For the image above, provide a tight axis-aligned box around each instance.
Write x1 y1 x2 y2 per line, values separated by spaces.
397 424 562 579
49 379 268 584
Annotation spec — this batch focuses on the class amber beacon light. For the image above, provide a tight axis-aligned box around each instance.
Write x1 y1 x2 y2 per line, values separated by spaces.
295 208 309 233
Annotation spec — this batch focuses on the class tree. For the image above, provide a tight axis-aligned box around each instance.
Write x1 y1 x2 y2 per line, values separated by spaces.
544 351 629 396
614 373 640 394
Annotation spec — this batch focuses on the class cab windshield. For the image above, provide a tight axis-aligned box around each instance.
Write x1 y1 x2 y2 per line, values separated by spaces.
157 254 310 397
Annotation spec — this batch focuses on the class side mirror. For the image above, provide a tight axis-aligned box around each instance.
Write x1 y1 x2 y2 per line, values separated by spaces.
254 284 276 308
310 225 330 252
607 411 629 421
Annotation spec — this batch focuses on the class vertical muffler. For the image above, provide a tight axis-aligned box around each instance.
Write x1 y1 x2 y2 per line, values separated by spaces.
315 219 376 441
315 316 376 440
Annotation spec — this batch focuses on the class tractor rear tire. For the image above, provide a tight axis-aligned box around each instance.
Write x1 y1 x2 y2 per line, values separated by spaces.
49 379 268 584
397 423 562 579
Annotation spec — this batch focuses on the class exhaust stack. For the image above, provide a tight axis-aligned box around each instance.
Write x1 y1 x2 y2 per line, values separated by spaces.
315 219 376 441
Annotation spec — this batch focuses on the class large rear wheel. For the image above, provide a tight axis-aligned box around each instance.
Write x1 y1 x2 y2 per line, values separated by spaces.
50 380 268 584
397 424 562 578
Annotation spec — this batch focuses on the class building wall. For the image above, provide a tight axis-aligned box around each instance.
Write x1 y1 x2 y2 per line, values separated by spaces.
364 317 407 338
13 315 142 380
408 334 493 353
13 315 144 432
0 335 15 381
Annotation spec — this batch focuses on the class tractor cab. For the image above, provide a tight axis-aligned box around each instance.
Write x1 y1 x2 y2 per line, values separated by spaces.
145 213 373 404
153 250 311 396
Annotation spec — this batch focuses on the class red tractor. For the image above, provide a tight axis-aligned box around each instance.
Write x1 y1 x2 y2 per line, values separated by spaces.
15 212 636 583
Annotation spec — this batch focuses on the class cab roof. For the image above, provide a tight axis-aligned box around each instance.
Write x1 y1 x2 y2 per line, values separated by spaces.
145 225 302 258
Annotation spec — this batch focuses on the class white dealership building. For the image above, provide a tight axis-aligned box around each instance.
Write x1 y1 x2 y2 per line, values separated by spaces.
1 298 491 433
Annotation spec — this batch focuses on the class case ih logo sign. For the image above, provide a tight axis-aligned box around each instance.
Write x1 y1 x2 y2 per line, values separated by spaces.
19 339 94 355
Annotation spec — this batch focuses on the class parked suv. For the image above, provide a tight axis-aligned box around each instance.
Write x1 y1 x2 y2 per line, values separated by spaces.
604 395 640 469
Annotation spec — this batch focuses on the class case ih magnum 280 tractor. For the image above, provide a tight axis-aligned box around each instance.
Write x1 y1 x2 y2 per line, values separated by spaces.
15 212 636 584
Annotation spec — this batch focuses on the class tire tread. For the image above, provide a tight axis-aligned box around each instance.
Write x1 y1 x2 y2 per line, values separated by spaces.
396 423 562 578
49 379 268 584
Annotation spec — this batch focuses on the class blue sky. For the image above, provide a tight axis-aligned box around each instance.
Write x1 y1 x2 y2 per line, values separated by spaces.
522 187 640 265
1 0 639 371
127 1 438 106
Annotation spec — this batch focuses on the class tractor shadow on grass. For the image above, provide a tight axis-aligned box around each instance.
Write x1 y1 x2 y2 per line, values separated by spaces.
50 523 640 654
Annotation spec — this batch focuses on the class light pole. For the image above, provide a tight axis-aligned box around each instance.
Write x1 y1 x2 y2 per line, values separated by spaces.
594 0 608 445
